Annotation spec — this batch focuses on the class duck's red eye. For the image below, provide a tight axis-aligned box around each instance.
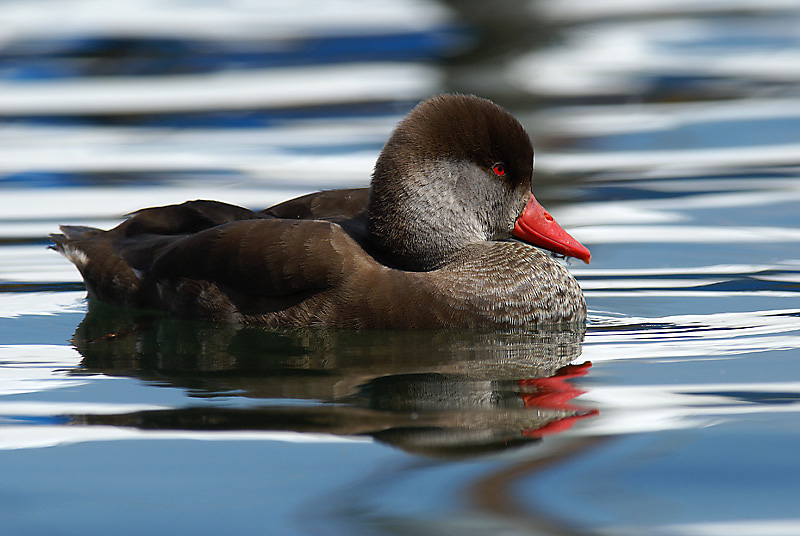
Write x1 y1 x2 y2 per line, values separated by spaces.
492 163 506 176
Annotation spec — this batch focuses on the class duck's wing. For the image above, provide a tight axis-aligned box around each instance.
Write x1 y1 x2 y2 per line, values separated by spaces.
146 217 368 322
50 200 269 307
52 199 370 323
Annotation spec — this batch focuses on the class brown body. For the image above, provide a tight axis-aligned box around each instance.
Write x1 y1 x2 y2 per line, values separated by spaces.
51 95 587 329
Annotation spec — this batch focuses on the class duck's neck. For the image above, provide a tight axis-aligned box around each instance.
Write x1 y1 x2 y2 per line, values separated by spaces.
367 158 472 270
367 160 492 272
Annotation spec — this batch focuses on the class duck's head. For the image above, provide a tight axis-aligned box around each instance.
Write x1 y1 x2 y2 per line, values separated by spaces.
367 94 590 271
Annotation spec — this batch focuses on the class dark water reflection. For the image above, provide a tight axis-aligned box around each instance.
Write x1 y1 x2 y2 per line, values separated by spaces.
69 301 595 458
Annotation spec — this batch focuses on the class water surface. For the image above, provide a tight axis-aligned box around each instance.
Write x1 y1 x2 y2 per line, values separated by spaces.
2 1 800 535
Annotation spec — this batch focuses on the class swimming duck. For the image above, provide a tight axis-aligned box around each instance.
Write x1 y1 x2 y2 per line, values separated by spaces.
51 94 590 329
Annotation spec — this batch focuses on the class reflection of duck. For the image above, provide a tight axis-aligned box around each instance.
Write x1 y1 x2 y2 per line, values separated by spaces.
69 303 596 458
51 94 589 329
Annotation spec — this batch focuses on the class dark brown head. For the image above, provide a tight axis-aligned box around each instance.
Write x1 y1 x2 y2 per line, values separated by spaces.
367 94 535 270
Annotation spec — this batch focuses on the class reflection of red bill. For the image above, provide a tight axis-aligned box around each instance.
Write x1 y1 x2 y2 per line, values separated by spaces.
518 361 596 437
519 361 593 408
522 409 600 438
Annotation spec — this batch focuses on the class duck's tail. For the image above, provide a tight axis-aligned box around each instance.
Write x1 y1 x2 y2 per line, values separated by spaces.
49 225 145 307
49 226 102 271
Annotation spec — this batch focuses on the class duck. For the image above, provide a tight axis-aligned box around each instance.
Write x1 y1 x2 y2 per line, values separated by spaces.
51 94 590 330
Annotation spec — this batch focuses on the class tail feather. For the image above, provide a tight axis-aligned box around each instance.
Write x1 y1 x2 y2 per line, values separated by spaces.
49 225 144 307
49 229 95 271
48 232 66 252
58 225 103 241
50 225 102 254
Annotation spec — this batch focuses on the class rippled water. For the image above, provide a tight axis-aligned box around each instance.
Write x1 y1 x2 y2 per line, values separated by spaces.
2 1 800 535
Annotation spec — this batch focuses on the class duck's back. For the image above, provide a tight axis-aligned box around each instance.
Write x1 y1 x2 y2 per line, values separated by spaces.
51 195 377 325
262 188 368 223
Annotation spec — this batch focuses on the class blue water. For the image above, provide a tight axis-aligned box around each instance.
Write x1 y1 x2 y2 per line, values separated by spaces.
2 1 800 535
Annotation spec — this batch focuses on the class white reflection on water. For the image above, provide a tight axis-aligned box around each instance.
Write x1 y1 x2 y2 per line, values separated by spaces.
534 0 800 20
575 381 800 435
534 98 800 139
0 344 84 395
0 127 383 181
0 64 438 115
585 309 800 360
654 519 800 536
0 424 367 450
512 12 800 97
0 186 320 223
574 225 800 243
0 119 392 175
0 246 88 283
539 145 800 174
0 291 85 316
0 0 452 40
555 175 800 229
